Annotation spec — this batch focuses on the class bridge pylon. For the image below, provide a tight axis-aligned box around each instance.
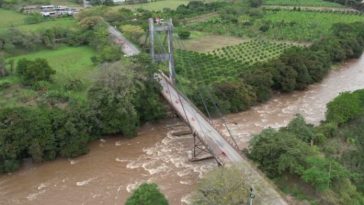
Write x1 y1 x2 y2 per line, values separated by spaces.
148 18 176 83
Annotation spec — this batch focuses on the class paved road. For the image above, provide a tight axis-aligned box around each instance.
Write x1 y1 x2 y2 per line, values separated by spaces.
157 73 289 205
108 26 141 56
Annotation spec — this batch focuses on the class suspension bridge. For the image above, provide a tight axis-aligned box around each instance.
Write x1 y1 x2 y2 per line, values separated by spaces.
110 18 289 205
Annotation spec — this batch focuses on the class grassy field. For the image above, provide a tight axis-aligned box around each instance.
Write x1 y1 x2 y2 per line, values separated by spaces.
0 8 27 28
264 0 343 7
11 18 76 32
112 0 190 11
261 10 364 41
174 31 247 52
112 0 217 11
0 46 96 107
0 9 77 33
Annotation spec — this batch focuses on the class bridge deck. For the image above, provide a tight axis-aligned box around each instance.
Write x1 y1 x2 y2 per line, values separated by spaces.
157 73 288 205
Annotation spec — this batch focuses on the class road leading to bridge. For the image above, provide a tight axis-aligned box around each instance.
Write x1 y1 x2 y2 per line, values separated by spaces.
108 26 141 56
157 73 288 205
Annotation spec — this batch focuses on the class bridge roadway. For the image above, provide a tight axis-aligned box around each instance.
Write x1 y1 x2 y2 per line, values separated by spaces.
157 73 288 205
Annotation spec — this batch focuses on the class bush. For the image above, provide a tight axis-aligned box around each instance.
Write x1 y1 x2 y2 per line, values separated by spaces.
326 91 363 125
125 183 168 205
16 58 56 85
178 29 191 40
120 24 144 43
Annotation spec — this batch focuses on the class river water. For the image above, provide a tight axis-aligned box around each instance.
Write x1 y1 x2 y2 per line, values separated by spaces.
0 55 363 205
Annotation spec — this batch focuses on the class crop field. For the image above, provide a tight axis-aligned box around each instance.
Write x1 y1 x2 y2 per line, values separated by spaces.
175 40 292 85
174 31 247 52
209 40 292 65
261 10 364 41
0 46 96 107
189 10 364 42
175 50 247 85
263 0 343 7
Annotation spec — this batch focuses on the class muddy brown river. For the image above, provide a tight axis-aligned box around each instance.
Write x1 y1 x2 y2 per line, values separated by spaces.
1 55 363 205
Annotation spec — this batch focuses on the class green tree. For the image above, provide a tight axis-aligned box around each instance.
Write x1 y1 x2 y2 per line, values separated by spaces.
125 183 168 205
326 91 363 125
213 80 257 113
192 166 255 205
120 24 145 43
87 62 140 136
241 68 273 102
16 58 56 85
303 156 349 191
249 129 315 177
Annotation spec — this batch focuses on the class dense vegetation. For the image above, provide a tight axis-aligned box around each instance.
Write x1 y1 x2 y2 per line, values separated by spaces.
0 55 165 173
248 89 364 204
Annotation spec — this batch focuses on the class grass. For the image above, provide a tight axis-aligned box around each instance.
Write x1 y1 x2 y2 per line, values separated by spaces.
261 10 364 41
264 0 344 7
189 10 364 42
112 0 216 11
0 8 27 28
0 8 77 33
11 18 76 32
174 31 247 52
0 46 96 108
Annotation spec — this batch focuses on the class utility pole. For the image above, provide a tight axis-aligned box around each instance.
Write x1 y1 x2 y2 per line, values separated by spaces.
148 18 176 83
247 187 255 205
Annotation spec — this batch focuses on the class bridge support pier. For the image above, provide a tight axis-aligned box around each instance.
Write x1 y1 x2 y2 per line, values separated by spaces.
189 132 215 162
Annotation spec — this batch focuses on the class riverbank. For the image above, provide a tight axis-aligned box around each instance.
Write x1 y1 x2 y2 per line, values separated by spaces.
1 55 363 205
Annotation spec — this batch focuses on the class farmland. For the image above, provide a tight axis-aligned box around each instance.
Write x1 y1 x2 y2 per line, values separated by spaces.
263 0 343 7
174 31 247 52
188 10 364 41
261 10 364 41
175 40 294 85
0 46 96 108
209 40 292 65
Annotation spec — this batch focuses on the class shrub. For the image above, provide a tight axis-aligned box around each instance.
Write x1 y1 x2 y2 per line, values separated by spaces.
326 91 363 125
178 29 191 40
125 183 168 205
16 58 56 85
